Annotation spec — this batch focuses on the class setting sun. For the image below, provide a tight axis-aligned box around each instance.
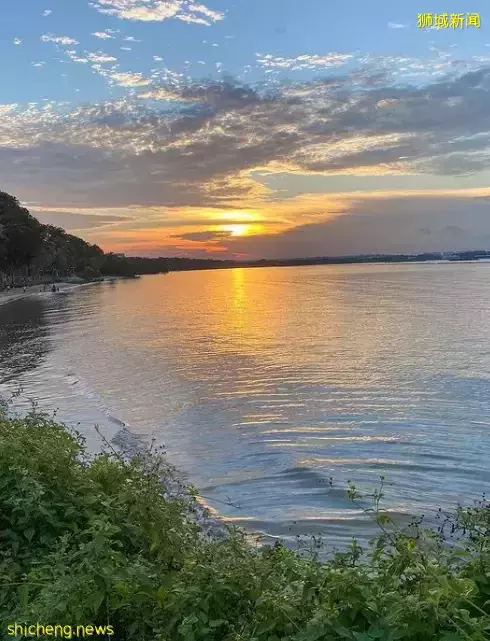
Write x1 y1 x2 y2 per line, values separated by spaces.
222 224 255 237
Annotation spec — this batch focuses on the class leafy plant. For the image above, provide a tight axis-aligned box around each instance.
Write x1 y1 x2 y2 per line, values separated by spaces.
0 407 488 640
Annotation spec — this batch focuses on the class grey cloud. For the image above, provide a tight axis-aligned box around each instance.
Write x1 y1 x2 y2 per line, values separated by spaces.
226 196 490 258
32 210 131 230
171 230 233 241
4 69 490 208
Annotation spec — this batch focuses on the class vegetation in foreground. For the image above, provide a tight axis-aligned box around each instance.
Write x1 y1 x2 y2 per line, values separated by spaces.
0 409 489 641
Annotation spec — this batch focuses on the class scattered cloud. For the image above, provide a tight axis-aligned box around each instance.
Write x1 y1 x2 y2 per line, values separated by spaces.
42 9 52 16
13 38 22 45
92 31 115 39
64 50 90 64
0 104 17 116
256 52 353 70
111 71 152 86
188 3 223 21
41 34 79 46
137 87 184 99
3 68 490 213
89 0 224 25
178 14 210 25
86 51 118 63
388 22 408 29
4 57 490 256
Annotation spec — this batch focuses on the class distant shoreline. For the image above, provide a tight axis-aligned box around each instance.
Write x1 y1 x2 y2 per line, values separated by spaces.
162 255 490 273
162 250 490 272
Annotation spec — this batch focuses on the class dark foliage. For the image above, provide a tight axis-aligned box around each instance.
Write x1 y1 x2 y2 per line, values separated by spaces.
0 408 489 640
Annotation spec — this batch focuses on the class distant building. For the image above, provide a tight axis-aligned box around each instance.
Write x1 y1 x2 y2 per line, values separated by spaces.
114 253 126 259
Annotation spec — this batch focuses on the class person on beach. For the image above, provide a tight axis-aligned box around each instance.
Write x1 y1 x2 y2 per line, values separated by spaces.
51 284 56 293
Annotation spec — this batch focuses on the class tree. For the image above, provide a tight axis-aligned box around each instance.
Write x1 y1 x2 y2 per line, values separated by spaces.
0 192 44 276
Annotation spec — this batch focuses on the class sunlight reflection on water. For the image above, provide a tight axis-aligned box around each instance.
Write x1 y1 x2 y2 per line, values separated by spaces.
1 262 490 552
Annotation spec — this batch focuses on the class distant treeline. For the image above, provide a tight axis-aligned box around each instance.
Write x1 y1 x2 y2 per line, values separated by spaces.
0 191 169 285
162 250 490 272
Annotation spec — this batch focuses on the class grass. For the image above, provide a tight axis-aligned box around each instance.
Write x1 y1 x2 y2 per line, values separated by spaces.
0 407 489 641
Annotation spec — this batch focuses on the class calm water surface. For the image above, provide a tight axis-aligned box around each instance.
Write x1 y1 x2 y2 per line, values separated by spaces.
1 263 490 551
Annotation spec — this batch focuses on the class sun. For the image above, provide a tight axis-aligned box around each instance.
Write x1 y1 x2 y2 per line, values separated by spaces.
222 224 254 237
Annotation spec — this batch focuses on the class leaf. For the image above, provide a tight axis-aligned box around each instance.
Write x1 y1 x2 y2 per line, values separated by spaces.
304 626 328 641
93 534 106 554
88 589 105 614
255 620 277 635
209 620 225 629
378 514 393 526
24 527 35 542
407 538 416 552
19 584 28 609
156 586 168 605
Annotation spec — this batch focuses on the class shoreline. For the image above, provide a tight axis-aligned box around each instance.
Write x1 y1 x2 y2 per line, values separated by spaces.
109 427 231 542
0 279 106 308
0 394 232 543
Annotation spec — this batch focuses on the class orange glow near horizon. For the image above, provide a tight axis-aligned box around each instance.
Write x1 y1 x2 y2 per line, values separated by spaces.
222 224 256 237
46 183 490 257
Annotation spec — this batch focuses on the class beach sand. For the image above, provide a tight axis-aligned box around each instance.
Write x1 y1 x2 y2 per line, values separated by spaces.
0 281 95 308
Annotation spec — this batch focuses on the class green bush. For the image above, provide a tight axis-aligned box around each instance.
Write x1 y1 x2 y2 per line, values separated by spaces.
0 409 489 640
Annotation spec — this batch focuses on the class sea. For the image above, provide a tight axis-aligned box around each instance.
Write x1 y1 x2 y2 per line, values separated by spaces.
1 262 489 553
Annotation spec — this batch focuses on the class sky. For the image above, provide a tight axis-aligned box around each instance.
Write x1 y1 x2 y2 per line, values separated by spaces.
3 0 490 258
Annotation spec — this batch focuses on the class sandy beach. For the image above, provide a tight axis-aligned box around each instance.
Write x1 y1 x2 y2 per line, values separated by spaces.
0 281 99 308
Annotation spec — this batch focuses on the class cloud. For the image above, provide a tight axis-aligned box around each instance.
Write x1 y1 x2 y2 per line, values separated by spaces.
256 52 353 70
89 0 224 24
188 3 223 20
4 67 490 227
225 195 490 258
42 9 52 15
13 38 22 45
92 31 114 39
64 50 90 64
178 14 210 25
33 210 131 230
388 22 408 29
86 51 118 63
0 104 17 115
137 87 183 99
172 230 232 241
41 34 79 46
111 71 152 86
